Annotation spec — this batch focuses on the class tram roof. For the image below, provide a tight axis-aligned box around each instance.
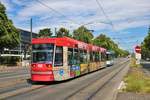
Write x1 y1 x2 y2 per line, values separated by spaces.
32 37 106 52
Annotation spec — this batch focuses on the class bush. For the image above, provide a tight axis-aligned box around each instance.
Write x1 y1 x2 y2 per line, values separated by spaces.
0 56 20 66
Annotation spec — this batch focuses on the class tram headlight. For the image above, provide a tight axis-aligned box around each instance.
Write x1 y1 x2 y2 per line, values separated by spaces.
32 64 36 68
46 64 51 68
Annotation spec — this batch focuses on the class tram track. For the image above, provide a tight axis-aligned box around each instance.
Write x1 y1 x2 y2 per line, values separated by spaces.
0 81 30 94
87 62 129 100
0 73 30 89
0 67 30 88
0 77 48 100
0 77 28 88
65 60 129 100
0 71 28 78
0 85 46 99
0 74 29 81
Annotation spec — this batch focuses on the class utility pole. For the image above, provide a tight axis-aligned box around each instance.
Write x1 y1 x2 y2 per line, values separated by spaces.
54 27 57 36
30 18 33 63
19 28 22 67
30 18 32 43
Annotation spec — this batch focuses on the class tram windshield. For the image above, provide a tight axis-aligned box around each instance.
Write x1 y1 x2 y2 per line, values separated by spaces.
32 44 54 63
106 51 114 60
106 54 113 60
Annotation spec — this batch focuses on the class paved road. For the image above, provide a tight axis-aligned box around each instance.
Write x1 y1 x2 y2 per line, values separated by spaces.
0 67 30 77
4 58 129 100
0 67 30 83
0 67 30 93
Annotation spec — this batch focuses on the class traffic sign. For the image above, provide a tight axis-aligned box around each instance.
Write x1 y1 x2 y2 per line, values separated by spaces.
135 45 141 54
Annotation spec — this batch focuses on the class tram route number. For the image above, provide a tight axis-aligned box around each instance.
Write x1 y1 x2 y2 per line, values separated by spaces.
38 64 42 68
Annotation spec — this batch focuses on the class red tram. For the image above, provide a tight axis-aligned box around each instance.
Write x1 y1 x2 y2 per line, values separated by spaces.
31 37 106 81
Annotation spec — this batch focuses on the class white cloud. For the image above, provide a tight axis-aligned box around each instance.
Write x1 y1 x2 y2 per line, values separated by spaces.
1 0 149 31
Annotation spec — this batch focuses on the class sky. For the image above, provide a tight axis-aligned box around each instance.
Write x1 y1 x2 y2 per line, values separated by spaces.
0 0 150 52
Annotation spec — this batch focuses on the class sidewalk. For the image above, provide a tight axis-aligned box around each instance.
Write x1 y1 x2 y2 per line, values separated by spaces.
141 63 150 77
116 92 150 100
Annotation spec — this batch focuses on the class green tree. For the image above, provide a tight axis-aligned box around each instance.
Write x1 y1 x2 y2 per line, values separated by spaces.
56 27 71 37
38 28 52 37
73 26 94 43
0 2 20 51
141 26 150 59
93 34 117 50
93 34 128 57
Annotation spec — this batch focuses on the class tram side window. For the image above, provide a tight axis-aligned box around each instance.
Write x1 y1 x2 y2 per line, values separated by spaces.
54 46 63 66
107 54 111 60
95 52 100 62
68 48 73 65
74 49 80 64
93 52 96 62
80 50 87 63
90 52 93 62
84 50 88 63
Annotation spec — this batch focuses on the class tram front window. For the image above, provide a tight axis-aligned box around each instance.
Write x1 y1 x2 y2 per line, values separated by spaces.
32 44 54 50
32 51 53 63
32 44 54 63
107 54 112 60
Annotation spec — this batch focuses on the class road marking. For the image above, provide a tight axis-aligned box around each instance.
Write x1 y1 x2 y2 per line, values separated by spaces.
117 81 124 90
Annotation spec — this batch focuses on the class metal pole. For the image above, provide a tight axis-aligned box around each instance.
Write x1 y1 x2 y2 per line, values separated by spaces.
20 36 22 67
30 18 32 43
73 48 74 65
54 27 57 37
52 45 56 67
30 18 32 64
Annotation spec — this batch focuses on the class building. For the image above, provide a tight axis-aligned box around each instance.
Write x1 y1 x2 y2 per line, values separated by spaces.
20 29 37 45
1 29 38 59
19 29 38 59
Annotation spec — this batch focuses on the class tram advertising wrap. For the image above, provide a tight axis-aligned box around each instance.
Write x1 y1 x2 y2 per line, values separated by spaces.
31 37 107 82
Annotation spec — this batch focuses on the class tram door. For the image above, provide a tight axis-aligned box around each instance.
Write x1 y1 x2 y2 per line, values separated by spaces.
68 48 81 78
52 46 70 81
